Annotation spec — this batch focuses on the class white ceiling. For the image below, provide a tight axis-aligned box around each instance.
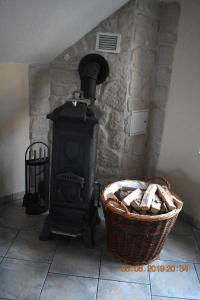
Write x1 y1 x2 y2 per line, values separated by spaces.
0 0 128 64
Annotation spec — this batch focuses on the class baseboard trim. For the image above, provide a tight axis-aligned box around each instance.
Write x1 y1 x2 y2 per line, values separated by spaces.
0 191 24 206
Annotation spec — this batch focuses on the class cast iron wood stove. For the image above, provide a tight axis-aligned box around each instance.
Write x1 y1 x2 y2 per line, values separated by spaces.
40 54 109 247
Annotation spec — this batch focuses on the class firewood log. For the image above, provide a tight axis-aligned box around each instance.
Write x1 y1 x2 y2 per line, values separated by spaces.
131 199 142 211
157 185 176 211
122 189 143 206
153 194 162 203
160 202 168 213
151 201 162 214
172 195 182 209
105 193 119 201
140 184 157 211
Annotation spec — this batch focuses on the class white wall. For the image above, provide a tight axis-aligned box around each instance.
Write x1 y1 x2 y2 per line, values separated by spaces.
0 0 128 63
157 0 200 223
0 64 29 197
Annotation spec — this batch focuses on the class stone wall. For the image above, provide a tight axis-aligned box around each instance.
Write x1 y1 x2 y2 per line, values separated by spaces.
144 2 180 177
29 65 50 144
29 0 180 185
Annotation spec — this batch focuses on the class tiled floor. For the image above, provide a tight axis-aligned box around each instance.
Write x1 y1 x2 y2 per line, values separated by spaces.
0 200 200 300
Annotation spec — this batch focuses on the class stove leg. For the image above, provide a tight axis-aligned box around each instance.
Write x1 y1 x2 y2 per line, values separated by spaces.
82 225 94 248
95 209 101 225
39 215 52 241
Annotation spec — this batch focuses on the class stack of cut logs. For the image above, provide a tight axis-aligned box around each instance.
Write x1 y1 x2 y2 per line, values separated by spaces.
106 184 182 215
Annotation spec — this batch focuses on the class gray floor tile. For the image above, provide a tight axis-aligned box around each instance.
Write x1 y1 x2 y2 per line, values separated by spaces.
195 263 200 282
152 297 191 300
0 258 49 300
50 238 101 278
150 260 200 299
100 249 149 284
0 257 2 263
6 229 57 263
0 204 46 231
160 234 200 263
172 219 194 235
40 273 97 300
97 279 151 300
0 227 18 256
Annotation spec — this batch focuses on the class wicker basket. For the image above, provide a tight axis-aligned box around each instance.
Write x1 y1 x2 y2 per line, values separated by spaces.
101 177 183 265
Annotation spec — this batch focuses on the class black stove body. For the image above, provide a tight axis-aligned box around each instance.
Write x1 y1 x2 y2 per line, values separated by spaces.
40 54 109 247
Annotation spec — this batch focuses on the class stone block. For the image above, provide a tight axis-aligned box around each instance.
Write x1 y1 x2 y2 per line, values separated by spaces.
159 31 177 46
102 80 127 112
128 69 144 98
51 83 78 98
132 135 146 156
134 22 158 48
98 147 119 168
100 13 118 32
118 6 134 42
121 155 141 170
49 96 67 111
120 167 141 180
160 3 181 33
109 58 128 82
156 66 171 85
152 86 168 107
159 46 174 65
107 111 122 130
134 26 148 46
51 69 78 85
124 136 135 154
30 67 50 101
30 116 49 139
30 135 48 145
137 0 161 18
96 166 120 180
148 107 165 138
135 14 151 28
127 96 147 111
132 48 156 76
30 97 50 116
97 127 107 148
109 130 123 150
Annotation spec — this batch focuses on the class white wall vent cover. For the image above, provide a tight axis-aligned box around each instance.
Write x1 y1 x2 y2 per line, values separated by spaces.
96 32 121 53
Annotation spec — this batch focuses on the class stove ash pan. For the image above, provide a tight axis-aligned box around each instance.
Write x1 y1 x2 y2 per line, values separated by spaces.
39 102 101 247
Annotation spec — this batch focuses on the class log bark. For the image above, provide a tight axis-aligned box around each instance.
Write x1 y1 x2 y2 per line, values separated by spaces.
140 184 157 211
122 189 143 206
157 185 176 210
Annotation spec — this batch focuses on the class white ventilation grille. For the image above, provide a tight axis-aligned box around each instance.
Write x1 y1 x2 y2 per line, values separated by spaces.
96 32 121 54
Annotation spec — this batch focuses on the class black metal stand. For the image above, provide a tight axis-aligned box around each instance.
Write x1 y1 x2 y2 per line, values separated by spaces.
23 142 49 215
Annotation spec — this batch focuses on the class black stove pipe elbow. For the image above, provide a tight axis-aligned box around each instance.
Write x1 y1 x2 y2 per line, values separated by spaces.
78 54 109 101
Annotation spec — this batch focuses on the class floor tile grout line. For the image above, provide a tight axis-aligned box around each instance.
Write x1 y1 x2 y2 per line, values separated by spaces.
3 229 20 260
149 272 152 300
152 294 200 300
96 248 102 300
37 238 59 300
47 270 150 286
48 271 99 280
194 263 200 284
4 256 52 264
98 277 150 285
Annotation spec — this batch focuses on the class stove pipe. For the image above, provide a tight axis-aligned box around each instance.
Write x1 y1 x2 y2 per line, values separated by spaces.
79 53 109 100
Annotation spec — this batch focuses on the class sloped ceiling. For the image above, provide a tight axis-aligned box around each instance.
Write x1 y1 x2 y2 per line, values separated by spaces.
0 0 128 64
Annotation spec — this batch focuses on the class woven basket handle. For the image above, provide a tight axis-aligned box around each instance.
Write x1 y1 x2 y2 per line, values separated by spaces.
146 176 171 190
104 197 130 217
